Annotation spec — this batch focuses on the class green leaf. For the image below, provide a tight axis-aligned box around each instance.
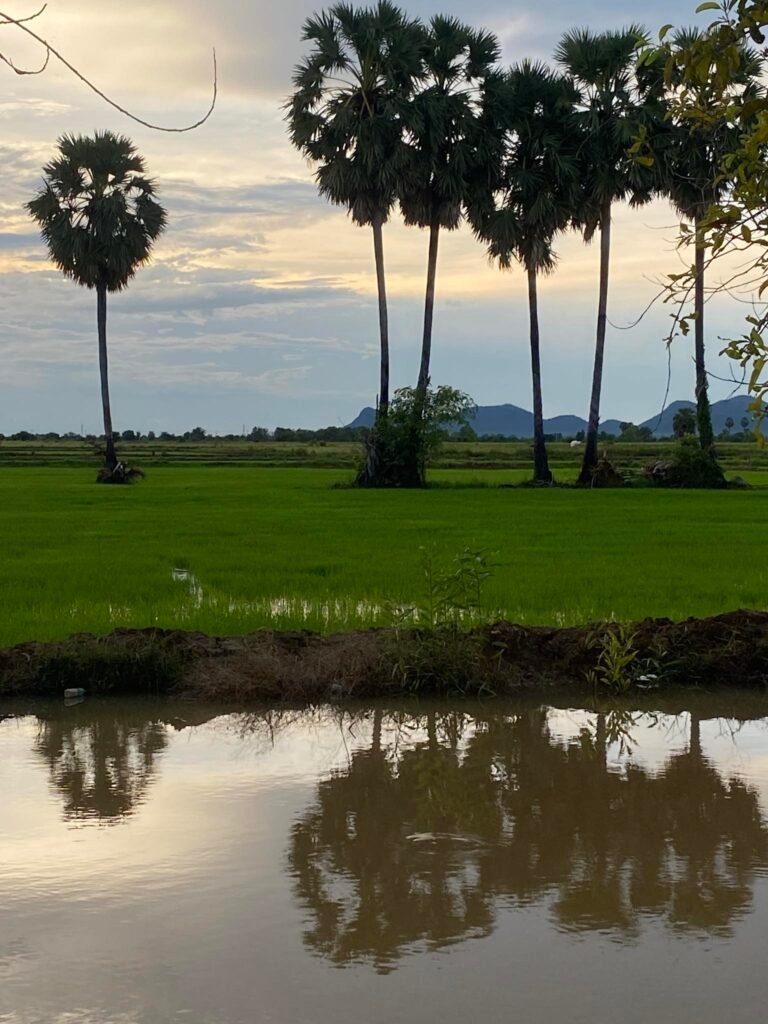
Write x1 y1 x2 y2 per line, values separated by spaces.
695 1 721 11
659 24 673 39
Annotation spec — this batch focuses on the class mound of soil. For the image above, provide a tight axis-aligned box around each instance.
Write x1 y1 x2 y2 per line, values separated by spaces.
1 610 767 703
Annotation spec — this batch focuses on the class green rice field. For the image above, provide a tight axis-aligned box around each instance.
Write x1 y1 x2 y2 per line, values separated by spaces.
1 463 767 647
3 438 768 473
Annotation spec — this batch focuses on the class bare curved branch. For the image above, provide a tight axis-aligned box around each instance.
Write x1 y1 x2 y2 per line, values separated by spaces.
0 3 47 26
0 8 217 132
0 44 49 75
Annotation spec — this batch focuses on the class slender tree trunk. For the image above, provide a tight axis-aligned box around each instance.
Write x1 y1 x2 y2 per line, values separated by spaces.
595 712 607 770
401 215 441 490
689 713 701 760
97 281 117 469
527 265 552 483
372 216 390 417
417 215 441 402
578 200 612 486
694 216 714 452
355 219 391 489
372 708 383 755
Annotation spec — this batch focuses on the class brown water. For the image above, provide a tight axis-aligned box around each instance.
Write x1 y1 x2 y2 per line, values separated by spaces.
2 696 768 1023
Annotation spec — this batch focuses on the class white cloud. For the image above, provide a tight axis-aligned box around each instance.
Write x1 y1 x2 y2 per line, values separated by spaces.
0 0 753 431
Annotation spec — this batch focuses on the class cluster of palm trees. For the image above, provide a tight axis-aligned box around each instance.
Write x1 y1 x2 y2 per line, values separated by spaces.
288 1 763 485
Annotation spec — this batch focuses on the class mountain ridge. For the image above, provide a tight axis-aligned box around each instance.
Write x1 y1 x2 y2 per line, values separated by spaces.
347 396 754 438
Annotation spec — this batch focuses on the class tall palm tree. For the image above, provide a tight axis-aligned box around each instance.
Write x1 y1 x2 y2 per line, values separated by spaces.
469 62 579 483
287 1 423 417
555 27 656 485
400 16 500 408
27 132 167 472
661 29 763 452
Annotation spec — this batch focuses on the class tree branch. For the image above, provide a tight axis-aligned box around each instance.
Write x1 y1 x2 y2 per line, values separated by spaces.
0 7 217 132
0 3 47 26
0 44 49 75
0 0 49 72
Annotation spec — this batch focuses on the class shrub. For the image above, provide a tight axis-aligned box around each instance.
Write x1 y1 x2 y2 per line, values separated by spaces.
356 386 476 488
645 436 726 489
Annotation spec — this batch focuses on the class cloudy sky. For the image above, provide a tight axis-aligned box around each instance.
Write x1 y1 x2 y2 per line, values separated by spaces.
0 0 753 434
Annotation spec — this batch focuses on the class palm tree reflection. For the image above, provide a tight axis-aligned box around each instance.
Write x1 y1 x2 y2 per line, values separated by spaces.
35 702 171 823
289 707 768 970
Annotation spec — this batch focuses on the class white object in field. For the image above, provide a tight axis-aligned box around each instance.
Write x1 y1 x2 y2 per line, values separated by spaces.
64 688 87 700
570 440 583 448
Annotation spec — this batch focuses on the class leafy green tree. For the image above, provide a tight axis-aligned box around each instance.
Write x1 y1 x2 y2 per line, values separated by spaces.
249 427 271 442
650 3 768 435
673 406 697 438
400 16 500 407
360 385 476 487
657 28 762 452
555 26 657 484
455 423 478 442
287 1 422 418
27 132 167 472
619 422 654 441
725 416 735 434
469 61 579 483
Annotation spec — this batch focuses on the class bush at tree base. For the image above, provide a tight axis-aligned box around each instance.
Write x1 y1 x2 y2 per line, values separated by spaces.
356 386 476 488
645 436 727 489
97 463 146 485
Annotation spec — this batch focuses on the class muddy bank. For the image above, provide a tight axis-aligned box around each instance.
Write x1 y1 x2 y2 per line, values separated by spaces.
1 610 767 702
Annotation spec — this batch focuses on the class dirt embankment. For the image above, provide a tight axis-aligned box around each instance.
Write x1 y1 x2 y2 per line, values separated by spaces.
1 610 767 702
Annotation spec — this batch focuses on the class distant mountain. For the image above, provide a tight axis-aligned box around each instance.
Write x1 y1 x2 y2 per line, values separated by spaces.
349 404 600 437
640 395 754 437
639 400 695 437
347 407 378 430
348 395 755 438
472 404 532 437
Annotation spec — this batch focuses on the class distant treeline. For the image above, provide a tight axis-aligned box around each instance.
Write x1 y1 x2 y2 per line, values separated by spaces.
0 420 757 445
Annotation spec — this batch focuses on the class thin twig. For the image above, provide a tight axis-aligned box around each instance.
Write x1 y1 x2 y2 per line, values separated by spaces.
0 45 49 75
0 8 217 132
0 3 47 26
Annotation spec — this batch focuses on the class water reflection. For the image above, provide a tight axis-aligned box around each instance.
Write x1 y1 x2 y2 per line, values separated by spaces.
288 708 768 971
33 701 173 822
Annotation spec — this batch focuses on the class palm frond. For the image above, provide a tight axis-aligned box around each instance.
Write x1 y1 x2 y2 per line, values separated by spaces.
27 130 167 292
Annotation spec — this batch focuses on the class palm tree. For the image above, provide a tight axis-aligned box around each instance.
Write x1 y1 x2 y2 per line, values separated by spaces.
469 62 579 483
661 29 763 453
400 16 500 408
673 406 697 438
287 1 423 418
27 132 167 473
555 27 656 485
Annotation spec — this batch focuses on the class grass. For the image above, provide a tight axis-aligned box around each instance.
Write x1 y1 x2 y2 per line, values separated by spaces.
3 438 768 473
1 465 768 648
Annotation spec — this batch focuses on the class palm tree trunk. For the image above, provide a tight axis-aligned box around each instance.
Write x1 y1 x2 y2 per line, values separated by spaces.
417 215 441 402
689 712 701 760
372 215 390 417
401 214 441 490
372 708 383 755
97 281 117 469
694 216 714 451
578 200 612 486
527 265 552 483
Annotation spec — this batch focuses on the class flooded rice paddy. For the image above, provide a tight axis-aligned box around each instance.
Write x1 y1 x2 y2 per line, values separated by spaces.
2 695 768 1023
